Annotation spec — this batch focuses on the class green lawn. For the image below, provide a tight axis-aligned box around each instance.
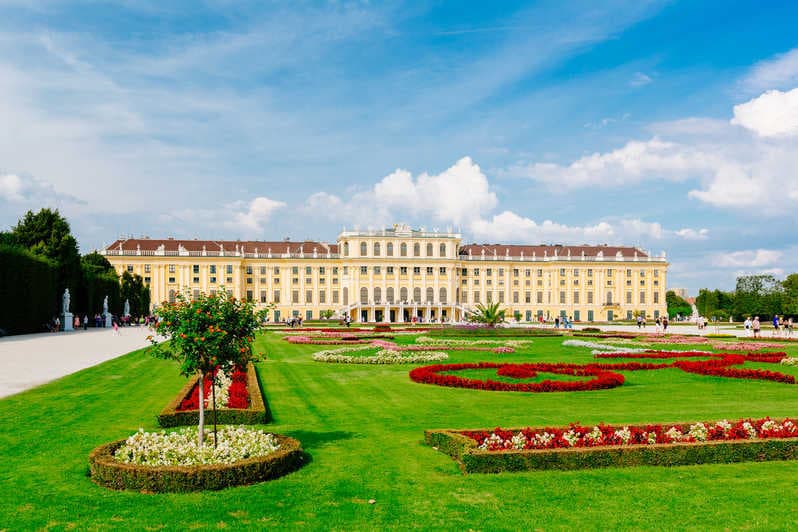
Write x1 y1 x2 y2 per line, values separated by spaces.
2 333 798 530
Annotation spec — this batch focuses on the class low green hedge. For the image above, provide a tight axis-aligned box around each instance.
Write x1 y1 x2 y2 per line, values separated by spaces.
89 434 304 492
424 429 798 474
158 362 270 427
705 334 737 339
428 327 562 338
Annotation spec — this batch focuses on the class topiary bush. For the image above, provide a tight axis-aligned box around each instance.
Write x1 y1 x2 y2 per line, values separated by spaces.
89 434 304 492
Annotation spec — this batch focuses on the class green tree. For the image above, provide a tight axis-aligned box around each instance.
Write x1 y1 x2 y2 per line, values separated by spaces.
120 271 150 317
467 302 506 328
12 209 81 309
150 290 260 447
782 273 798 316
666 290 692 319
733 274 782 319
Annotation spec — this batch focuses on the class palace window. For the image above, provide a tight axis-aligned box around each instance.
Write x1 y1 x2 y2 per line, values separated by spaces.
360 242 367 256
260 290 267 303
246 278 252 284
387 287 395 303
439 287 447 304
627 269 632 276
168 277 175 284
473 291 480 303
343 287 349 305
273 290 280 303
260 266 267 275
306 290 313 303
292 290 299 303
486 268 492 276
209 265 216 274
525 269 531 277
360 266 367 274
413 243 420 257
400 243 407 256
274 277 280 284
305 278 311 284
473 268 479 275
499 291 505 303
144 264 151 273
486 291 493 303
587 269 593 277
537 291 543 304
374 266 381 274
400 267 408 275
537 269 543 277
227 265 233 274
274 267 280 274
374 242 380 256
387 243 393 256
305 266 311 275
332 290 339 303
400 287 408 302
193 277 200 284
374 287 381 303
560 291 566 304
640 291 646 304
226 277 232 284
426 287 434 303
513 292 519 303
413 287 421 302
319 267 325 275
244 265 251 275
462 268 468 276
387 266 394 274
413 267 421 275
440 243 446 257
626 292 632 304
588 292 593 304
440 267 447 274
343 242 349 256
653 291 660 304
606 292 613 304
574 291 580 304
169 264 176 273
426 267 433 275
426 243 433 257
144 276 151 284
360 287 368 304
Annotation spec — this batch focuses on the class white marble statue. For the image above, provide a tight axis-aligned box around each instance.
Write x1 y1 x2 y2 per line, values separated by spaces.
103 296 109 315
62 288 70 314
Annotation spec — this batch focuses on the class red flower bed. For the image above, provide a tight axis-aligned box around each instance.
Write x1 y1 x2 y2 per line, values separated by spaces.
409 362 624 393
177 365 250 411
461 417 798 451
594 351 795 384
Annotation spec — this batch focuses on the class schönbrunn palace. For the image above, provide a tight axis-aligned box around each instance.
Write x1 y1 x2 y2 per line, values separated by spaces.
102 224 668 323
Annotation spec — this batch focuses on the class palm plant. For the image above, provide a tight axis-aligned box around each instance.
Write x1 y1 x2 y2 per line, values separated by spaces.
466 302 506 328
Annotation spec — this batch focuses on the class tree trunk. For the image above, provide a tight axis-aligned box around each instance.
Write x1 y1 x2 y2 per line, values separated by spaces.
211 373 218 449
197 370 205 448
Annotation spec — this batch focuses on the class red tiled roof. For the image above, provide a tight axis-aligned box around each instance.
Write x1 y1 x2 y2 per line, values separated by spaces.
458 244 648 258
104 238 338 255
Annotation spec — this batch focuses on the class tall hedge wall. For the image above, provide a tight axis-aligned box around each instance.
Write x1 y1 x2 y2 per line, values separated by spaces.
0 245 57 334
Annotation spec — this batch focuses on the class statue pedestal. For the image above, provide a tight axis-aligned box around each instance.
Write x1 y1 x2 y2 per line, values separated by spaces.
104 314 112 328
63 312 73 331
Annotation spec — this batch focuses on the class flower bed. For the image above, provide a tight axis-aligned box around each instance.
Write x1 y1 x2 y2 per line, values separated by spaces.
425 418 798 473
312 345 449 364
428 326 561 337
89 430 303 492
284 336 373 345
373 339 514 354
409 362 625 392
158 362 269 427
176 365 248 411
415 336 532 348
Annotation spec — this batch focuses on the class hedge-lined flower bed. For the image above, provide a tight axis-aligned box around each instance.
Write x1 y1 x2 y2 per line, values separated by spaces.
158 362 269 427
312 345 449 364
425 418 798 473
177 365 248 411
415 336 532 348
409 362 625 392
372 339 514 354
89 432 303 492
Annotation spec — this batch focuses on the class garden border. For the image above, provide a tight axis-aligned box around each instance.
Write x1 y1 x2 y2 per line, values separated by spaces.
89 434 304 492
157 362 269 427
425 429 798 474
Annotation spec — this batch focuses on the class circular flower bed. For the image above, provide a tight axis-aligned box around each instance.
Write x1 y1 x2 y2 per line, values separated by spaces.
89 427 304 492
409 362 625 392
312 345 448 364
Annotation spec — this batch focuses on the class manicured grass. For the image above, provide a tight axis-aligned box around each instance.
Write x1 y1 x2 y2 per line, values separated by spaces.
2 333 798 529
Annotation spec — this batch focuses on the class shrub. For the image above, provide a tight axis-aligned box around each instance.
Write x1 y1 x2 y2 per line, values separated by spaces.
89 434 304 492
428 327 561 338
374 323 392 332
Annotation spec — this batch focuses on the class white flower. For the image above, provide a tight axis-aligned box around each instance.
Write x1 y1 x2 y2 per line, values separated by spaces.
665 427 684 442
562 430 579 447
510 432 527 450
614 427 632 445
688 423 708 442
742 422 757 439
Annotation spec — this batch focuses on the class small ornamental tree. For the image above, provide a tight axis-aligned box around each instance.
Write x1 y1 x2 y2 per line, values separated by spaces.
467 302 506 328
149 289 260 448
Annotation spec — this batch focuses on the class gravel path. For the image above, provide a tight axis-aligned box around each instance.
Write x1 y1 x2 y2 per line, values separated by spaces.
0 327 153 399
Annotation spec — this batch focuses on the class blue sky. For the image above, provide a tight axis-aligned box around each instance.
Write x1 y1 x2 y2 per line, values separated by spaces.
2 0 798 295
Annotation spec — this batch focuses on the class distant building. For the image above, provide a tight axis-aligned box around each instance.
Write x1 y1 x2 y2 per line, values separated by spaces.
670 287 689 299
101 224 668 323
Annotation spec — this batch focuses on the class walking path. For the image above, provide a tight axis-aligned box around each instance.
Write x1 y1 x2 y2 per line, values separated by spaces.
0 327 153 399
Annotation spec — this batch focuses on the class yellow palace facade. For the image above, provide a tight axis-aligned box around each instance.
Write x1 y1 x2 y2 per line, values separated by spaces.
102 224 668 323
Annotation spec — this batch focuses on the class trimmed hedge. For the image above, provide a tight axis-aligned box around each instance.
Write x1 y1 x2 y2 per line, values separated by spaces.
158 363 270 427
425 429 798 474
0 245 57 334
89 434 304 492
429 327 562 338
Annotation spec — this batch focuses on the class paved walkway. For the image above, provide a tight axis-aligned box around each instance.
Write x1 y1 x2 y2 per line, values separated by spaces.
0 327 153 399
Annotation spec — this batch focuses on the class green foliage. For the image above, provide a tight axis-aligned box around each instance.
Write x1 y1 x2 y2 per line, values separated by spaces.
0 245 57 333
157 363 269 427
319 309 335 319
81 252 115 276
733 275 783 319
426 429 798 473
151 290 260 377
695 288 735 319
666 290 692 318
89 435 304 492
120 271 150 316
12 208 82 306
466 302 506 327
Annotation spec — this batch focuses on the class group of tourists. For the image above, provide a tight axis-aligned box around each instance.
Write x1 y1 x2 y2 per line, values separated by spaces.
743 315 793 338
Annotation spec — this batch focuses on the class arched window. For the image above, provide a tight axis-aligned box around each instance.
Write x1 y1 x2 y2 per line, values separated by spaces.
426 243 433 257
360 287 369 304
413 287 421 302
426 287 434 303
343 242 349 256
413 243 420 257
169 289 176 303
387 287 394 303
343 287 349 305
360 242 367 257
606 291 613 305
400 287 408 302
400 243 407 257
374 287 381 304
374 242 380 256
439 243 446 257
440 287 447 304
387 242 394 256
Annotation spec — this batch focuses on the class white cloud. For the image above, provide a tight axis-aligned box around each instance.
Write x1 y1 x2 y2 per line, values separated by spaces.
0 173 24 201
712 249 783 268
730 88 798 137
629 71 652 87
741 48 798 92
303 157 497 227
225 196 286 234
674 228 709 240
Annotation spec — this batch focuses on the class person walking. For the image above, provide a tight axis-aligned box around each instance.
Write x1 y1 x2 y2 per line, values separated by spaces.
655 316 662 334
744 317 752 337
83 314 88 330
773 315 780 337
752 316 761 338
112 319 120 336
662 315 669 332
